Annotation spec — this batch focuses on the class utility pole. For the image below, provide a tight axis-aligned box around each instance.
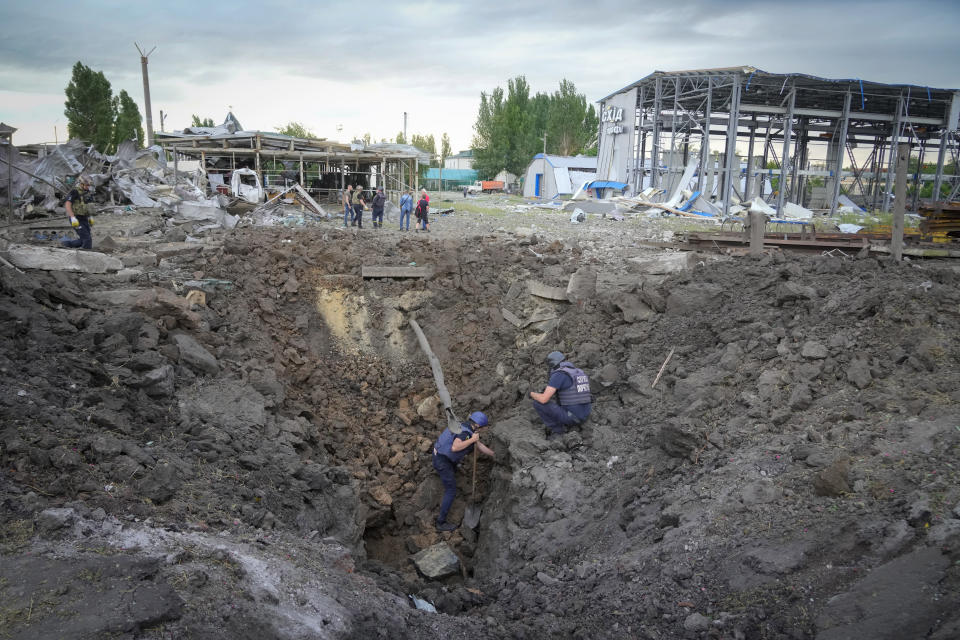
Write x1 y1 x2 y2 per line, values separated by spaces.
543 132 547 155
135 43 156 147
159 110 166 133
403 112 408 144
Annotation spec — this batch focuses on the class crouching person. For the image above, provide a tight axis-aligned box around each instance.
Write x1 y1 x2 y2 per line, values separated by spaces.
529 350 592 440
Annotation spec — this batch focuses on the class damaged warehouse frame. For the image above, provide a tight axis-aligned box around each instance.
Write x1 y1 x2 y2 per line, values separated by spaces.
155 120 432 206
596 66 960 217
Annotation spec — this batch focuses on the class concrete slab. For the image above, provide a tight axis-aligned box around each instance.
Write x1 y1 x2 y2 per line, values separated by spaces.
154 243 205 259
2 245 123 273
526 280 569 301
627 252 696 274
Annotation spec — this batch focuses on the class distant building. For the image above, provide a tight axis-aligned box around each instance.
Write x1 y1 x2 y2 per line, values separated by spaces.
521 154 597 199
444 149 474 170
424 167 477 190
494 169 518 193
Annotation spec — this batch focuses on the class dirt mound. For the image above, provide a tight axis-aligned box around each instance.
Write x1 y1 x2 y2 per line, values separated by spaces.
2 221 960 639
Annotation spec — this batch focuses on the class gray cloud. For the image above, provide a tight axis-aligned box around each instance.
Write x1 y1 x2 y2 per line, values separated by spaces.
2 0 958 144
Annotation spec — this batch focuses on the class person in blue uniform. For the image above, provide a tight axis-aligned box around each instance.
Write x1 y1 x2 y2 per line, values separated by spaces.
432 411 495 531
529 351 592 439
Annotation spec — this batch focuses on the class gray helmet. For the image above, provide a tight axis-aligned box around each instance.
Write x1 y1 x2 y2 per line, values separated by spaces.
546 351 565 368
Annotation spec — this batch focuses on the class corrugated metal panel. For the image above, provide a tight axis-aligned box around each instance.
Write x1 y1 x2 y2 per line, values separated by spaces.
553 167 571 194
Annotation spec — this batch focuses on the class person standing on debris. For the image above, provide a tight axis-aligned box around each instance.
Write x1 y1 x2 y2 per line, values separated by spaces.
61 176 94 250
342 184 353 227
371 187 386 229
351 185 366 228
415 191 430 232
530 351 592 440
432 411 495 531
398 188 413 231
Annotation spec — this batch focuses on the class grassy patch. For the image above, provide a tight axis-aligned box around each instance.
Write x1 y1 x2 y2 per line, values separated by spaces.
0 519 34 554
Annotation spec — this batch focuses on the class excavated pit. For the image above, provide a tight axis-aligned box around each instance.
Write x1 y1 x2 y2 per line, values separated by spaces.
3 220 960 639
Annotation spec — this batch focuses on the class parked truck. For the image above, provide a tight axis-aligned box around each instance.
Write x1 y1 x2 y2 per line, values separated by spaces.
464 180 505 194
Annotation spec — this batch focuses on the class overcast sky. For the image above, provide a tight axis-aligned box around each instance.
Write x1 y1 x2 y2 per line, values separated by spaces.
2 0 959 151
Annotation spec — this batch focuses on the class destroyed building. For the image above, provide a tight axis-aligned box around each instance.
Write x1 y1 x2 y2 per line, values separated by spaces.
596 66 960 216
156 116 432 205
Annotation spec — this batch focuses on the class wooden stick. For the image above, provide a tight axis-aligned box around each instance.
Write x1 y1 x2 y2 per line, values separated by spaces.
471 446 478 502
651 348 675 389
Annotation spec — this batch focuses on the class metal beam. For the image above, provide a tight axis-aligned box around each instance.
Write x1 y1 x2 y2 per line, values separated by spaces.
651 77 662 188
697 76 712 193
739 103 943 125
776 88 795 214
830 91 852 215
722 75 741 217
882 97 905 213
744 114 757 200
931 135 948 200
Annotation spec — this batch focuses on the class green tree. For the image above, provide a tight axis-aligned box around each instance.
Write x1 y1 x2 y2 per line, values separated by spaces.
395 131 407 144
440 133 452 161
472 77 598 178
113 90 144 148
191 115 215 127
547 79 597 156
64 61 115 152
411 133 437 158
276 121 316 139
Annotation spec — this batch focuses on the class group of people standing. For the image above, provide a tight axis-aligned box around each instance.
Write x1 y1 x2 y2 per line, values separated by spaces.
342 186 430 231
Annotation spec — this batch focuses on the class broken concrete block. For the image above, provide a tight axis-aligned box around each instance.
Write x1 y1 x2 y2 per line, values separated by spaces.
501 308 524 328
121 254 159 268
411 542 459 579
566 267 597 302
846 357 872 389
801 341 829 359
172 333 219 375
526 280 569 301
813 457 851 496
154 243 204 259
615 295 654 323
36 508 76 533
134 288 204 330
627 252 696 274
595 273 639 296
3 245 123 273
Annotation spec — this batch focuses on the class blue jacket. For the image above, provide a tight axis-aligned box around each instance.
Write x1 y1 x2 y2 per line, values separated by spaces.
434 423 474 464
399 193 413 212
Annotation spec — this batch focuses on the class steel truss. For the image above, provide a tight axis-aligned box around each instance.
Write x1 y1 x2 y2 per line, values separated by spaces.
607 67 960 214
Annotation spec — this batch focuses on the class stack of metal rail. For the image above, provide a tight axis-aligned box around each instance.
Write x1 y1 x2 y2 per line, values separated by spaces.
918 201 960 241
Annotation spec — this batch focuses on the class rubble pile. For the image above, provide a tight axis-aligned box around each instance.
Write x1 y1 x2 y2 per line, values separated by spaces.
2 138 235 229
1 209 959 639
